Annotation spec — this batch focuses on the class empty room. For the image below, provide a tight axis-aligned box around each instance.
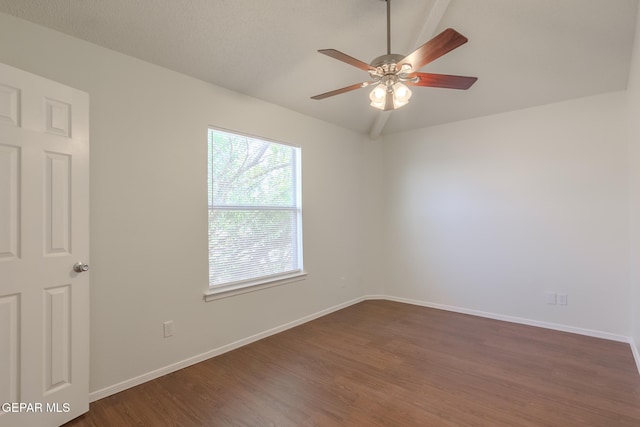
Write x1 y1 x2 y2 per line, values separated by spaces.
1 0 640 425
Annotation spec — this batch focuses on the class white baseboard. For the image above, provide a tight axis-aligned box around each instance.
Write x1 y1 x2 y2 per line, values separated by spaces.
631 338 640 376
89 296 366 402
377 294 631 343
89 294 638 401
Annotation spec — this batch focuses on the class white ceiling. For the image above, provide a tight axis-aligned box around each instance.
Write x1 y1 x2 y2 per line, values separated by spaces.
0 0 637 137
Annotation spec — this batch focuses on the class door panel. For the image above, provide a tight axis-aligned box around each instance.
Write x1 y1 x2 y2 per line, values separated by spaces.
0 62 89 427
44 151 72 255
0 143 19 259
0 293 19 404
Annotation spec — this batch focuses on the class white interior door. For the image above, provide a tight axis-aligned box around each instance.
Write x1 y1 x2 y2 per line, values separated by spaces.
0 63 89 427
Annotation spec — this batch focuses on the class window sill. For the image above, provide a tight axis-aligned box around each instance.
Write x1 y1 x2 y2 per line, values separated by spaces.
204 271 308 302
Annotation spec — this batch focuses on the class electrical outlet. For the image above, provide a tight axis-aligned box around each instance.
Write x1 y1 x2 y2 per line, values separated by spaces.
163 321 174 338
557 293 568 306
545 292 557 305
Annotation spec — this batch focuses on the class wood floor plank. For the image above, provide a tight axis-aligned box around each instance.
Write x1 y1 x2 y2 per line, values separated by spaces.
64 300 640 426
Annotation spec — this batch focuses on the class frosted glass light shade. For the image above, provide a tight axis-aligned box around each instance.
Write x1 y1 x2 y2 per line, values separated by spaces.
369 84 387 110
392 82 411 108
369 82 412 110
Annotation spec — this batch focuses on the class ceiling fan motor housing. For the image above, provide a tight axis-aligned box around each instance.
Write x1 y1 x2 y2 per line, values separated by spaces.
370 53 404 68
369 54 417 87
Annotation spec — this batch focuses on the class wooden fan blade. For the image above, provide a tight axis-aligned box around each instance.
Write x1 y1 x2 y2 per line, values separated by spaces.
407 73 477 90
311 81 374 100
318 49 375 72
398 28 468 72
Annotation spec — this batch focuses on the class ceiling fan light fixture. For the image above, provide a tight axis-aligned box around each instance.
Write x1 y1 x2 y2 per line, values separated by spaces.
392 82 412 108
369 82 412 110
369 83 388 109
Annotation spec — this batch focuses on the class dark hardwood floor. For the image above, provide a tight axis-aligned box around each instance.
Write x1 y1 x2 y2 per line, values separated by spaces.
65 300 640 426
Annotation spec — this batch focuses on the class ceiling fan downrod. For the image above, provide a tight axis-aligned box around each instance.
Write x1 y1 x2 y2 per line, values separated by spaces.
386 0 391 55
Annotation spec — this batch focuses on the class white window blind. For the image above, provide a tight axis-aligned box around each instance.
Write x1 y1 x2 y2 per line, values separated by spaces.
208 128 303 289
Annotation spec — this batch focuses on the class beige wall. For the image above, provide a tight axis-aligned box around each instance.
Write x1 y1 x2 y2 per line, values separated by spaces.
382 92 631 336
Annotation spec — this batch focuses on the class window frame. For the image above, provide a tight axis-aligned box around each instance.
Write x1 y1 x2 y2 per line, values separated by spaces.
204 127 305 301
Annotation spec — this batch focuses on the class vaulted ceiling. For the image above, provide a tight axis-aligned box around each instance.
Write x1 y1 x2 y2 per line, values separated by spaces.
0 0 637 137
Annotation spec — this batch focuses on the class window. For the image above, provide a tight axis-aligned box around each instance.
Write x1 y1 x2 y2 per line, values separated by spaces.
207 128 303 296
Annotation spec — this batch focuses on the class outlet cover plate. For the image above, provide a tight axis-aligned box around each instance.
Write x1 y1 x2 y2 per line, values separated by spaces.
557 293 568 305
163 321 174 338
545 292 557 305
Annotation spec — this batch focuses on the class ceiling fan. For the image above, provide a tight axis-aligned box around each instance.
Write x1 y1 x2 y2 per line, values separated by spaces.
311 0 477 111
